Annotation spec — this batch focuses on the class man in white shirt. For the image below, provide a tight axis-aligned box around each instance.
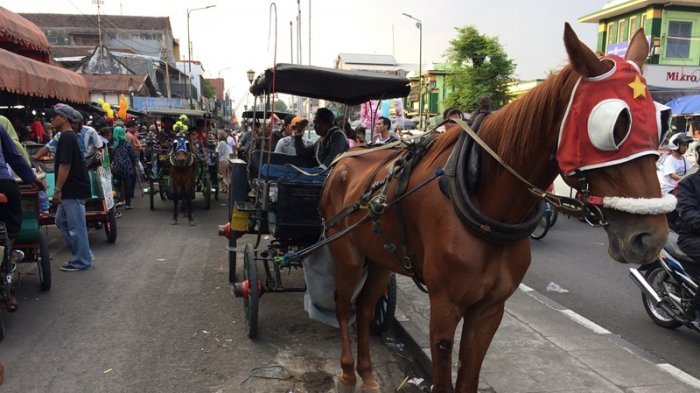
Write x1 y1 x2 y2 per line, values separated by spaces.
661 133 694 194
275 116 310 155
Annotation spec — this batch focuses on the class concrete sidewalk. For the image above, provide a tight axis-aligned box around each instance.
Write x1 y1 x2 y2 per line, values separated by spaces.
393 276 700 392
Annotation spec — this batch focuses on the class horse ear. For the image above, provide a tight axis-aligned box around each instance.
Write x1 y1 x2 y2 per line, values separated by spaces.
625 28 649 70
563 22 609 78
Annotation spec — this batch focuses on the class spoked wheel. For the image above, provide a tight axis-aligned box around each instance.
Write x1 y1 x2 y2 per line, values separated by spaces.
371 273 397 335
159 176 168 201
149 179 155 210
530 213 551 240
105 208 118 243
228 235 237 284
38 232 51 291
642 266 683 329
203 177 212 210
243 244 259 339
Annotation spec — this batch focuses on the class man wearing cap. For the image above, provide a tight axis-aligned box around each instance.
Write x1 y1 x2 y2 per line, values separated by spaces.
275 116 310 155
125 120 142 153
32 107 104 161
294 108 348 167
50 103 93 272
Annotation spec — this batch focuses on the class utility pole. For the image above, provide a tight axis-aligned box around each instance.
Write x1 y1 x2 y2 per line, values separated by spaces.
307 0 311 117
161 39 172 107
93 0 104 73
297 0 302 115
290 21 294 64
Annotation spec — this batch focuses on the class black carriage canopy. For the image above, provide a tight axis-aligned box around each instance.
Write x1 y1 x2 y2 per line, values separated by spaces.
249 63 411 106
241 110 294 120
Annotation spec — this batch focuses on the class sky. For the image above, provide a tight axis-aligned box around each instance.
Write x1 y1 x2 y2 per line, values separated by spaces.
5 0 611 115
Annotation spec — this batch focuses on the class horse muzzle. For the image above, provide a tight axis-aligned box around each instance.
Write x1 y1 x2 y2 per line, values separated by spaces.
603 209 669 264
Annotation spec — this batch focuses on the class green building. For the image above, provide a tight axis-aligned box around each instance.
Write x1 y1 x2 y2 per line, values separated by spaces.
406 64 453 123
579 0 700 102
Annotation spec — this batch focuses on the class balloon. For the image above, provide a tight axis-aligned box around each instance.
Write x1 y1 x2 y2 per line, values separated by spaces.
118 94 128 119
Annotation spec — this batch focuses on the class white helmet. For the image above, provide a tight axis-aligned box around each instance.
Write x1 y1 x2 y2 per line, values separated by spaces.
667 133 693 150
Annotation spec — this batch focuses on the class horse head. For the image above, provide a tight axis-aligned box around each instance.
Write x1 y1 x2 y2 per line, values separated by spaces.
558 23 670 264
170 134 193 168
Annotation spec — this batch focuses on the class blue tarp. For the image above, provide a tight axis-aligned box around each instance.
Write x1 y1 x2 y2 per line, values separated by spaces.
665 95 700 116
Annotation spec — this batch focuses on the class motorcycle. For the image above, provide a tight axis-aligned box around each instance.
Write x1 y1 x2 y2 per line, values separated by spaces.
629 231 700 330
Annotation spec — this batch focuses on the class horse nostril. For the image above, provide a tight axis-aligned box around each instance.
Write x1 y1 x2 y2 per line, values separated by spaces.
628 231 652 255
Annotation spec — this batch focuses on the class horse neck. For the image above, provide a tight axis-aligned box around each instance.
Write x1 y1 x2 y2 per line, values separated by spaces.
475 68 579 223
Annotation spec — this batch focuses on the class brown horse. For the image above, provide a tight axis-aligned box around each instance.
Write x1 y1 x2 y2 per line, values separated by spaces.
321 25 670 393
169 134 197 225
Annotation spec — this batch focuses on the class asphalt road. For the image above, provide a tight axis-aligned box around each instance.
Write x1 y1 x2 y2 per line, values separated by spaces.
0 192 428 393
524 215 700 379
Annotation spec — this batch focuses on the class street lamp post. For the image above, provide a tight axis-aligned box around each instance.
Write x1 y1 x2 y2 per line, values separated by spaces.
402 13 422 129
187 5 217 109
245 68 255 114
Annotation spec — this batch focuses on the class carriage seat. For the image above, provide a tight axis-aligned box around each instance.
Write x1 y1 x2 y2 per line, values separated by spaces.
248 150 318 180
260 164 327 184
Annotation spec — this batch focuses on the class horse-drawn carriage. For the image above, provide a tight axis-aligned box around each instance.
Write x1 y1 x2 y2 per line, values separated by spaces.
143 109 217 213
219 64 410 339
222 27 678 393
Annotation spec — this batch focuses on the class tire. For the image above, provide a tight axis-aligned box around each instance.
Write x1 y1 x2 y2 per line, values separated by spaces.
228 235 237 284
0 313 5 341
530 213 551 240
38 232 51 291
642 266 683 329
149 179 155 210
204 178 212 210
371 273 397 335
243 244 259 339
549 208 559 228
105 208 118 243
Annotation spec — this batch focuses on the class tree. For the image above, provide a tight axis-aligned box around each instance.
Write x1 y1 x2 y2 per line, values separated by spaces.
202 79 216 99
273 98 288 112
443 26 515 112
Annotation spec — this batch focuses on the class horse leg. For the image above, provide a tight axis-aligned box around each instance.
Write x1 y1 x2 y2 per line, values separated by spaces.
171 197 178 225
187 195 194 226
429 293 463 393
454 303 505 393
353 262 392 391
330 242 366 392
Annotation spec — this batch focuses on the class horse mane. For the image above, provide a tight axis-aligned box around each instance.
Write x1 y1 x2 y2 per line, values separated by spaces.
478 66 580 178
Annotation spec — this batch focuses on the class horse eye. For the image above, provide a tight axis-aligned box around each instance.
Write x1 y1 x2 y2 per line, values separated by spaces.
613 108 631 147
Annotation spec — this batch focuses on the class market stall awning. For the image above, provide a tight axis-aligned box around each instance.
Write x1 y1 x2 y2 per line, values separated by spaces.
0 47 89 103
0 6 50 56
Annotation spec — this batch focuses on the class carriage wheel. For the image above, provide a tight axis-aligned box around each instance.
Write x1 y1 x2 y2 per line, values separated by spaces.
203 178 212 210
105 208 118 243
228 235 237 284
371 273 397 335
159 176 168 201
149 179 155 210
38 232 51 291
243 244 259 339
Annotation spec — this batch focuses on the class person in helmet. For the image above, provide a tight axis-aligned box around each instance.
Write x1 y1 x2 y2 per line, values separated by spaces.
660 133 693 194
670 142 700 329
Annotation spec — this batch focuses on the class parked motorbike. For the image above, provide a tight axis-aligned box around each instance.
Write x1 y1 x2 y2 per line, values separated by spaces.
629 232 699 330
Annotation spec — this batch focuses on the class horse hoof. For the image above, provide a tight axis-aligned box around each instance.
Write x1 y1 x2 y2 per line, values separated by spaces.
360 385 381 393
170 220 177 225
335 373 356 393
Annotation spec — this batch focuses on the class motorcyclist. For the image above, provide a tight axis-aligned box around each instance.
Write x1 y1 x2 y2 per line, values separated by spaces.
671 143 700 329
659 133 693 194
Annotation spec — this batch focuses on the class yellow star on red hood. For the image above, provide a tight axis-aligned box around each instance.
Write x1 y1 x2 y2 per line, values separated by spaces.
628 75 646 99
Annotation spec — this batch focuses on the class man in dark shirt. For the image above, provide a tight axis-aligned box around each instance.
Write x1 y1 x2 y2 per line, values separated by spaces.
50 104 93 271
294 108 349 168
